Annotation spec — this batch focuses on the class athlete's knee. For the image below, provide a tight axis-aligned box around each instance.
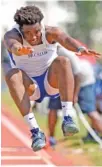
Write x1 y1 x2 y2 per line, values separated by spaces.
5 68 22 85
53 56 70 69
27 84 35 96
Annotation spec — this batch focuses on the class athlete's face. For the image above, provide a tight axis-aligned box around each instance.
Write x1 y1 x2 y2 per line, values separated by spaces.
21 23 42 46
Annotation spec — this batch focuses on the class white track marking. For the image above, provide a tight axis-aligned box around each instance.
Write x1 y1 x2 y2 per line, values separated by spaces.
1 147 31 152
74 103 102 148
1 114 56 166
1 147 21 152
2 156 41 160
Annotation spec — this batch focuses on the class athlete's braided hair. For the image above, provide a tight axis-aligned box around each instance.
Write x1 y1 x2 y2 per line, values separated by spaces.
14 5 44 27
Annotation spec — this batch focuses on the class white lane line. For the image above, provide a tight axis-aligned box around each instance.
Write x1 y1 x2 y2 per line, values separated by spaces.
1 147 27 152
2 156 41 160
1 114 56 166
1 147 19 152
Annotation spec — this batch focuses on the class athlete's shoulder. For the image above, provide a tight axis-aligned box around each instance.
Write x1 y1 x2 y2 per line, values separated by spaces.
4 28 22 43
45 26 62 43
45 26 62 35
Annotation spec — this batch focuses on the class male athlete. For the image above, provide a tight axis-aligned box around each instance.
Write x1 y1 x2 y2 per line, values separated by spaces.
3 5 100 151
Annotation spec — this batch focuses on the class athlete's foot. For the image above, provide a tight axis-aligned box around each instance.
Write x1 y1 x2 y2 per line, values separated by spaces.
31 128 46 151
62 116 79 136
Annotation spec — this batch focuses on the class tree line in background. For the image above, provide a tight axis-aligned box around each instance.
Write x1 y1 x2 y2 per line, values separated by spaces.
59 1 102 48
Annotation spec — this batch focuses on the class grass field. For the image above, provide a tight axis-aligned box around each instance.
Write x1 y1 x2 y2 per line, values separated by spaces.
1 90 102 166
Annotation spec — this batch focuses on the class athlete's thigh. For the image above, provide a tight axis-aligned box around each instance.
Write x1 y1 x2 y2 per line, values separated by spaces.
6 68 34 90
17 69 36 96
47 56 69 88
21 69 34 88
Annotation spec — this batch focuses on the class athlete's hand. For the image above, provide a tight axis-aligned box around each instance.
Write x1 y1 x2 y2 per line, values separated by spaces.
76 47 101 59
88 49 101 59
11 44 33 56
17 46 33 55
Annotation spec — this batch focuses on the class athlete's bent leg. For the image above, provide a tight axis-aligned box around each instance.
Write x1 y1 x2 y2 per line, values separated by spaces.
5 69 35 115
48 56 79 136
5 68 46 151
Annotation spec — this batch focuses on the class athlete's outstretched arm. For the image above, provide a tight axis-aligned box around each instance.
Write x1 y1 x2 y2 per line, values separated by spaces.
46 27 101 57
4 29 33 56
47 27 82 52
4 29 22 53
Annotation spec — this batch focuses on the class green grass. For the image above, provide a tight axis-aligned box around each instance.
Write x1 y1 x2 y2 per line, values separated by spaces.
1 90 21 116
1 90 102 166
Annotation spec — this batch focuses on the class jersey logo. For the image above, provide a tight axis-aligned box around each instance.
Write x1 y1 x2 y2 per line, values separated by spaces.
28 51 47 58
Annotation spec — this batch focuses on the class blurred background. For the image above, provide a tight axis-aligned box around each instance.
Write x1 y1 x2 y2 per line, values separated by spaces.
1 0 102 166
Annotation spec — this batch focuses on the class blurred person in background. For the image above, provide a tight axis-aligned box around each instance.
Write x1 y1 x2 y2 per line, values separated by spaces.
48 46 102 146
96 64 102 113
3 5 100 151
82 61 102 142
79 61 102 142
